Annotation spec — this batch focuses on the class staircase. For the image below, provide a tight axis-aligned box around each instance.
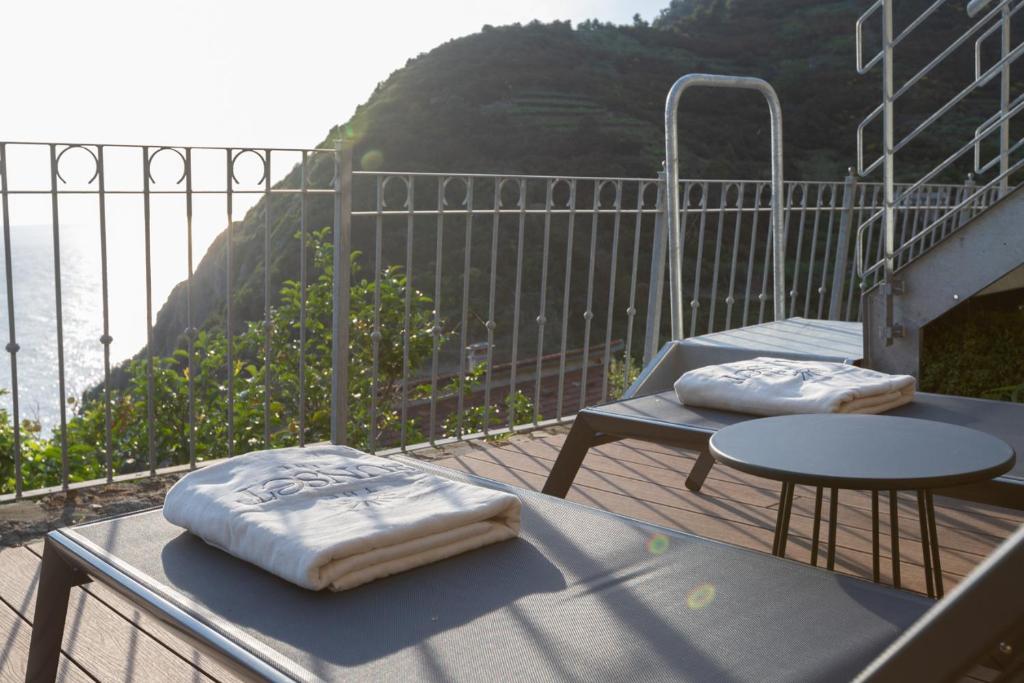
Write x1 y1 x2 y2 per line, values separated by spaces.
863 183 1024 375
855 0 1024 377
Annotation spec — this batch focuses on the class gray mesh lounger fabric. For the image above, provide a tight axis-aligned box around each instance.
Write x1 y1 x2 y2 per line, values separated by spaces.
58 460 929 682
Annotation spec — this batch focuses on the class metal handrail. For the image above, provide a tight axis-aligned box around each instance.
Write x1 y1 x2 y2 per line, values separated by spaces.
853 0 1024 343
664 74 785 339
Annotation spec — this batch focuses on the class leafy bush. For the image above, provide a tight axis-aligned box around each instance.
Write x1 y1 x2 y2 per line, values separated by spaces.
0 227 533 495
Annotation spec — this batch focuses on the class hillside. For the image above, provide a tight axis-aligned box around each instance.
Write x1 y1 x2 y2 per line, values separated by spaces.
140 0 1001 367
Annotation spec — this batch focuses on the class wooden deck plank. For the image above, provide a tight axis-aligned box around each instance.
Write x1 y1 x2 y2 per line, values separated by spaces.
485 438 1018 552
450 444 1000 578
0 546 216 683
0 598 91 683
508 434 1024 530
20 544 247 683
438 451 966 595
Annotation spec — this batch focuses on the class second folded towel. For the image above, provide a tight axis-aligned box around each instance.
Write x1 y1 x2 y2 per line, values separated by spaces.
164 445 521 591
674 357 915 416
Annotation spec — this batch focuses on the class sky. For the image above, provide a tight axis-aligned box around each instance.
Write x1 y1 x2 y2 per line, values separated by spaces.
2 0 669 148
0 0 673 421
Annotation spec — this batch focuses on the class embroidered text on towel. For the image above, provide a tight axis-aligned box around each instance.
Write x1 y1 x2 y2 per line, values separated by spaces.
234 460 412 506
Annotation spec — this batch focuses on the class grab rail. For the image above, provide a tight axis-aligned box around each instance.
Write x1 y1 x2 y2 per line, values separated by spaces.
664 74 785 339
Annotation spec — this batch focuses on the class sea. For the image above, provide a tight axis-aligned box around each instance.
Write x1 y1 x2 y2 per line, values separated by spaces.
0 222 214 431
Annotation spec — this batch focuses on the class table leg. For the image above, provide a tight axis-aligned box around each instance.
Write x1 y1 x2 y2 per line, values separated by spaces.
772 483 788 556
889 490 901 589
777 482 795 558
826 488 839 570
871 490 880 583
541 416 595 498
925 490 944 598
810 486 823 567
917 490 935 599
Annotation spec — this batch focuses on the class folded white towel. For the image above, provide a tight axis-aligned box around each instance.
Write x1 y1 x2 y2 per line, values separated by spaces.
674 357 916 416
163 445 521 591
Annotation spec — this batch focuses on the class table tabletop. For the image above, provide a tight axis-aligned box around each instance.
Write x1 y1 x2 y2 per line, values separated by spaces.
708 414 1015 489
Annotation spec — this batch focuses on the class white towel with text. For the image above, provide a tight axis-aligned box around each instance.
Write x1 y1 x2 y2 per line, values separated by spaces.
164 445 521 591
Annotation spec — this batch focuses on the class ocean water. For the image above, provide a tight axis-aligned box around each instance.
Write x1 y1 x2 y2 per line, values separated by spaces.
0 223 188 430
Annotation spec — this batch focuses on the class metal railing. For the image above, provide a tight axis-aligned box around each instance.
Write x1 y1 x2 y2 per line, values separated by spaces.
855 0 1024 340
0 139 989 499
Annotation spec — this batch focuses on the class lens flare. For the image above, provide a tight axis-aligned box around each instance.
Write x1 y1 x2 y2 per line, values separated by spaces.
360 149 383 170
686 582 716 611
646 533 670 555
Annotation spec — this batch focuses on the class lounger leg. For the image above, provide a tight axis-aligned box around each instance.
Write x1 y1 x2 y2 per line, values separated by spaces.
684 445 715 492
542 417 595 499
27 538 88 682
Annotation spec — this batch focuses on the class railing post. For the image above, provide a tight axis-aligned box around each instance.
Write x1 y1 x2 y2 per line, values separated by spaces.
643 171 667 363
331 140 353 446
829 168 858 321
1000 1 1011 197
958 173 977 228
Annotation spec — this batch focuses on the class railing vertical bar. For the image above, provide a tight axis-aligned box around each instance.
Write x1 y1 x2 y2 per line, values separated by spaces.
48 145 70 489
428 178 445 444
225 149 235 456
555 179 577 421
724 181 746 330
848 184 876 320
623 181 646 387
141 147 156 476
803 184 826 317
642 173 667 360
262 151 272 447
400 176 414 449
741 183 765 328
369 176 383 452
0 143 23 497
330 140 352 446
758 183 774 324
817 182 840 320
96 146 114 481
455 178 474 438
578 180 600 411
506 179 527 431
828 171 857 321
533 180 554 425
298 152 308 447
482 180 501 434
182 148 195 468
689 182 709 337
787 183 809 319
599 181 623 403
706 183 730 334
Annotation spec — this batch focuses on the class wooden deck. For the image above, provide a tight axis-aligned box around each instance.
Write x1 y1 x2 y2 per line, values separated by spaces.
1 430 1021 681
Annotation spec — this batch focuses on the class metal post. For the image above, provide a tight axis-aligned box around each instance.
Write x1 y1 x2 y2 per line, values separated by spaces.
1000 2 1011 196
882 0 899 344
330 140 353 446
664 73 785 338
829 169 858 320
643 171 667 363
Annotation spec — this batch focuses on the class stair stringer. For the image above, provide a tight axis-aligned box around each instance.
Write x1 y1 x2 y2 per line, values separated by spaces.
863 185 1024 377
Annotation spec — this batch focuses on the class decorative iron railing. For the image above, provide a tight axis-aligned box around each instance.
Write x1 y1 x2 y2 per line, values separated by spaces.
0 139 991 498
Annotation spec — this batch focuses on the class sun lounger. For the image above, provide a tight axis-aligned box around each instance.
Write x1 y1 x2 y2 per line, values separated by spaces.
542 339 1024 511
25 457 947 682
